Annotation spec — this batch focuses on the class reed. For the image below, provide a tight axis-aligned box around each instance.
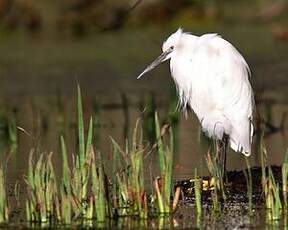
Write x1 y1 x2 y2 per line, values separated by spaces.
111 137 129 216
260 133 268 201
19 86 183 225
8 112 18 152
193 170 202 215
130 120 147 218
59 136 72 223
77 85 90 204
266 167 282 221
25 86 96 223
110 119 147 218
18 85 288 226
154 112 174 214
0 166 9 223
68 85 94 219
91 149 108 222
205 143 226 212
258 134 283 220
25 151 58 223
282 149 288 209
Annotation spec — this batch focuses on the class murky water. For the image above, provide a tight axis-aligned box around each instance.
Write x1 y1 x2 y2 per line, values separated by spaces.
2 90 287 181
1 84 287 225
0 26 287 227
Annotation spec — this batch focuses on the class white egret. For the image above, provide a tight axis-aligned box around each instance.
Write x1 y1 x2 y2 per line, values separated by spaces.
137 28 254 172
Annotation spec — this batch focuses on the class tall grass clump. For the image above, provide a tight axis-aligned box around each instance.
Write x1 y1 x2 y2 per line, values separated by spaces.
59 136 72 223
111 119 147 218
25 85 110 224
0 166 9 223
53 86 95 221
60 85 109 221
266 168 282 221
23 86 180 225
25 151 58 223
260 134 283 221
76 85 91 209
153 112 174 215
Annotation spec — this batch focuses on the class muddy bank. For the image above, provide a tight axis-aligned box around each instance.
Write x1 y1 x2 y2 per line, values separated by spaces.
177 165 283 204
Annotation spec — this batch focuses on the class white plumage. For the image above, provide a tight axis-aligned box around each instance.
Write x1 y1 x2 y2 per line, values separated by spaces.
138 28 254 156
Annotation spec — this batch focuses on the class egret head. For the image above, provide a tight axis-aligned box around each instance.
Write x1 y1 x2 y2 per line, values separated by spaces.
137 28 184 79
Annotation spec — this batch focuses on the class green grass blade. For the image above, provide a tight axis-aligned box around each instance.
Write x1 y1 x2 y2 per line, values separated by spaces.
194 170 202 215
155 112 165 174
0 167 8 222
282 149 288 209
77 84 85 164
85 117 93 156
164 146 173 213
61 135 71 195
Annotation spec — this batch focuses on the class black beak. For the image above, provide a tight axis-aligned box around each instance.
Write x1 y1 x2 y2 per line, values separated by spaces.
137 47 173 79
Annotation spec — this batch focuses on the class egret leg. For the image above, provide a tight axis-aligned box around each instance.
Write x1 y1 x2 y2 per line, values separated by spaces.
222 135 228 181
216 135 228 181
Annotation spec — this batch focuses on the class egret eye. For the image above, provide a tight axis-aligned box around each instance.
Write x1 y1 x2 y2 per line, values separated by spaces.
170 46 174 50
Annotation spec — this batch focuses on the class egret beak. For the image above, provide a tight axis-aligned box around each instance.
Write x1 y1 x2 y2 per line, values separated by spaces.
137 47 173 79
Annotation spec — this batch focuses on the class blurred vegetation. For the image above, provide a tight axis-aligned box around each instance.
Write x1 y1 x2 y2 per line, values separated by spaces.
0 0 287 105
0 0 41 31
0 0 286 36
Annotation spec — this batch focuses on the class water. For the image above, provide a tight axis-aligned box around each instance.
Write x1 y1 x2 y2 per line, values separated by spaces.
0 27 287 227
2 89 287 180
1 83 287 226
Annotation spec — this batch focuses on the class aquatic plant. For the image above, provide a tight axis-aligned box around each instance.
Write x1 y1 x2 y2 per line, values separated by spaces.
59 136 72 223
129 122 148 218
205 141 226 212
0 166 9 223
25 151 58 223
110 119 147 218
76 85 91 209
153 112 174 214
193 170 202 215
8 111 18 152
260 133 267 197
65 86 109 221
259 134 283 221
282 149 288 209
91 150 108 222
15 85 288 226
25 86 105 223
266 167 282 221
